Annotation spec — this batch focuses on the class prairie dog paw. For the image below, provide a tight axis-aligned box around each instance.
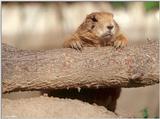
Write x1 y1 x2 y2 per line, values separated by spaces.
114 35 128 48
65 39 83 51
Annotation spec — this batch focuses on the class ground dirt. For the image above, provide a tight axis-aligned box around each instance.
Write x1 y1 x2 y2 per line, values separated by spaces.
3 94 119 118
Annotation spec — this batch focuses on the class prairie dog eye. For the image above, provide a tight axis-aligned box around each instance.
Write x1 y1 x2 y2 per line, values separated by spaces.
91 25 95 29
91 15 98 22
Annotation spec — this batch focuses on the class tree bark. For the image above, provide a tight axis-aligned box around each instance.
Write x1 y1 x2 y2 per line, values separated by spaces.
2 40 159 93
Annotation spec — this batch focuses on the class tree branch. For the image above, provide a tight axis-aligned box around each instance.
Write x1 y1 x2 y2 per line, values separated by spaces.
2 40 159 93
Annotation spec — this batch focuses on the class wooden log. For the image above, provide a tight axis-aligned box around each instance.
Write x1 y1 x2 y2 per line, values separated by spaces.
2 40 159 93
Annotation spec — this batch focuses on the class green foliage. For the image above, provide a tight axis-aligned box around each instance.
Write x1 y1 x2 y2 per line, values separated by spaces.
110 2 127 9
110 2 159 11
142 108 149 118
144 2 159 11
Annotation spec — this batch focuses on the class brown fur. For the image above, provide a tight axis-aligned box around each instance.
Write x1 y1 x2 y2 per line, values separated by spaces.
63 12 128 112
64 12 128 50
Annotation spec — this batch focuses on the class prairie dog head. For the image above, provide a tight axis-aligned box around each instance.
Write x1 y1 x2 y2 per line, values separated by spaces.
80 12 119 40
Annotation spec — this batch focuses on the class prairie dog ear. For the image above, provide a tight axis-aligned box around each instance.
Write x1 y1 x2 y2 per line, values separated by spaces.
86 13 98 22
90 15 98 22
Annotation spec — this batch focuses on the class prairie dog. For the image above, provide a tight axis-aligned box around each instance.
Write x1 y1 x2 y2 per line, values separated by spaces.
63 12 128 112
64 12 128 50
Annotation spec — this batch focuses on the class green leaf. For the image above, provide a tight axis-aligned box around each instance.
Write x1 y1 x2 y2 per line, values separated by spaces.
142 108 149 118
111 2 127 9
144 2 159 11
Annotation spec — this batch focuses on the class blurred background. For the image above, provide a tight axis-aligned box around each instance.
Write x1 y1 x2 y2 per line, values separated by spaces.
2 2 159 49
2 1 159 118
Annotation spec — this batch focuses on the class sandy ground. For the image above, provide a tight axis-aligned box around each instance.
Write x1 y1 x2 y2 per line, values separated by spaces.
117 84 159 117
2 96 118 118
3 84 159 118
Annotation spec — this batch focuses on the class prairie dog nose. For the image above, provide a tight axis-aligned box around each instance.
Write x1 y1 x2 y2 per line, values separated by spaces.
107 25 113 30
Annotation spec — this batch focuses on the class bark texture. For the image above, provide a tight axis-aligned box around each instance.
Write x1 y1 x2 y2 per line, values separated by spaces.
2 40 159 93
